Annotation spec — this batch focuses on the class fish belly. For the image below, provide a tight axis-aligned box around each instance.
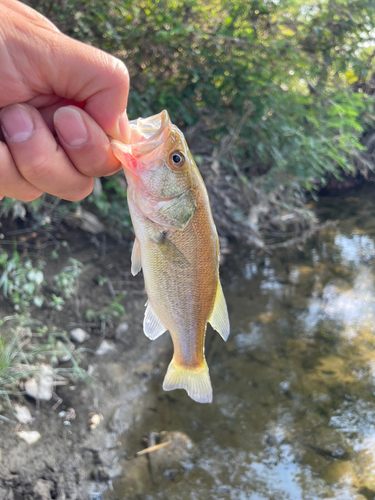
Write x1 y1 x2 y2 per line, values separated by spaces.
132 198 219 402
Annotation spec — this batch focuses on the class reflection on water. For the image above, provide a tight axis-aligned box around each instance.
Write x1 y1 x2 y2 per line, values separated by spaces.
111 185 375 500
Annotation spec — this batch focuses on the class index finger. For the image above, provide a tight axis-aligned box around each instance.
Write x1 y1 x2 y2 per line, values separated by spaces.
6 9 132 141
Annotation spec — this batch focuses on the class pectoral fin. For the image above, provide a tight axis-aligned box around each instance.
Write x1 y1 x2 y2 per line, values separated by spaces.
131 237 142 276
208 282 230 341
153 232 190 269
143 301 167 340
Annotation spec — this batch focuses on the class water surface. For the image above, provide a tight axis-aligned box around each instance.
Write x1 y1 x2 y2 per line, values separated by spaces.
111 185 375 500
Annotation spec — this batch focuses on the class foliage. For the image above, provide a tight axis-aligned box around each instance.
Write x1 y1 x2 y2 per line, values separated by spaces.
0 249 83 312
53 258 83 299
25 0 375 194
0 249 45 311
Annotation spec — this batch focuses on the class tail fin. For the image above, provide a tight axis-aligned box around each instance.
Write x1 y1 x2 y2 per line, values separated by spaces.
163 358 213 403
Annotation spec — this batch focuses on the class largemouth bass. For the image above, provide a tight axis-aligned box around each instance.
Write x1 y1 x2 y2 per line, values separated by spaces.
111 110 229 403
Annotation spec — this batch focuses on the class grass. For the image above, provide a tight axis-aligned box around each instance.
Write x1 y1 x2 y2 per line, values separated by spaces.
0 244 125 404
0 315 91 404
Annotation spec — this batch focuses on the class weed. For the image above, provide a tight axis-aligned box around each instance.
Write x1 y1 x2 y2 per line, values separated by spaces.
0 250 84 313
48 294 65 311
0 249 45 311
53 258 83 299
0 316 91 400
85 294 126 330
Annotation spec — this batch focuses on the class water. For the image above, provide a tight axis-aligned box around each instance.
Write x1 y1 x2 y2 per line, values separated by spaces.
111 185 375 500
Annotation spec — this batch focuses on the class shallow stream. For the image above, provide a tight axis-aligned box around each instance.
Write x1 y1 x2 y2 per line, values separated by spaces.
110 185 375 500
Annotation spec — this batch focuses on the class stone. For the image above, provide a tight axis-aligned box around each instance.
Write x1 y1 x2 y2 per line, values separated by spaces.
115 322 129 339
24 365 54 401
88 413 101 430
14 405 33 424
17 431 41 444
55 340 74 363
146 431 196 476
323 460 358 487
70 328 88 343
95 340 115 356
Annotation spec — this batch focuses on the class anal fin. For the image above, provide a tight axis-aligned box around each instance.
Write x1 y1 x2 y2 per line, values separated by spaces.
143 301 167 340
131 237 142 276
163 358 212 403
208 282 230 341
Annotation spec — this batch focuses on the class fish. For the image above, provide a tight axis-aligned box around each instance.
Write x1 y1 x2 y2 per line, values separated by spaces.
111 110 230 403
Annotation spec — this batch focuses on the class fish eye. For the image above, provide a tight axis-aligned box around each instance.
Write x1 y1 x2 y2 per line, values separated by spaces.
169 151 185 168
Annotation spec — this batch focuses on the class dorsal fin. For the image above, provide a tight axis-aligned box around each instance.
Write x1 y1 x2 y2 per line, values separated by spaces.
208 282 230 341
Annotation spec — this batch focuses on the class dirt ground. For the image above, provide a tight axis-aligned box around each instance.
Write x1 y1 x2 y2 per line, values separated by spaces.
0 221 174 500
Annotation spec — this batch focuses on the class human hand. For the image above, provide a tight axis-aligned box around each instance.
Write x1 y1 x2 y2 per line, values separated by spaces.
0 0 130 202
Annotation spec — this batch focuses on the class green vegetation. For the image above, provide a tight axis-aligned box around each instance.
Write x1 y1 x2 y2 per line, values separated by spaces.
0 244 127 402
0 252 89 402
0 250 45 311
26 0 375 194
9 0 372 243
85 294 126 330
0 316 89 400
0 249 82 313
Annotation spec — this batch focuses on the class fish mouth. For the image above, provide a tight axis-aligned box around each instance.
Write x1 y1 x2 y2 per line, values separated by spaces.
131 110 170 143
111 110 171 161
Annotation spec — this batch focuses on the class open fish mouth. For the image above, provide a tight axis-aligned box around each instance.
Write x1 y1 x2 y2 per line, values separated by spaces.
131 110 170 142
111 110 171 159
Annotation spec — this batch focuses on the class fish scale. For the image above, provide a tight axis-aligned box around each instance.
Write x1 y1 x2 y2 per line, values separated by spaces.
111 110 230 403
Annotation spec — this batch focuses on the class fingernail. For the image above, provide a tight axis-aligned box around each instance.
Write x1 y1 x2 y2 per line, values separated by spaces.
54 107 88 147
0 105 35 142
118 110 131 143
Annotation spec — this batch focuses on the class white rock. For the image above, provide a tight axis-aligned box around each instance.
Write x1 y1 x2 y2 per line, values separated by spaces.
56 340 74 362
70 328 88 343
96 340 115 356
115 322 129 338
14 405 33 424
17 430 41 444
88 413 101 430
24 365 54 401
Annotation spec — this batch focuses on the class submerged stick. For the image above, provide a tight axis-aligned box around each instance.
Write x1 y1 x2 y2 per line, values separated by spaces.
136 440 172 456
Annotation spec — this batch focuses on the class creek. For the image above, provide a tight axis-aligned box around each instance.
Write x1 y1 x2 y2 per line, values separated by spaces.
110 184 375 500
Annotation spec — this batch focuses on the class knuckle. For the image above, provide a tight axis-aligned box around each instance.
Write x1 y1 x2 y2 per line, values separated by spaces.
74 145 119 177
65 179 94 202
22 153 53 180
110 58 130 90
19 189 43 202
97 51 129 89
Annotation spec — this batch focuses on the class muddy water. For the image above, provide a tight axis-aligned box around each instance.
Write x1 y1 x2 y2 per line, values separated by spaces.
110 185 375 500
